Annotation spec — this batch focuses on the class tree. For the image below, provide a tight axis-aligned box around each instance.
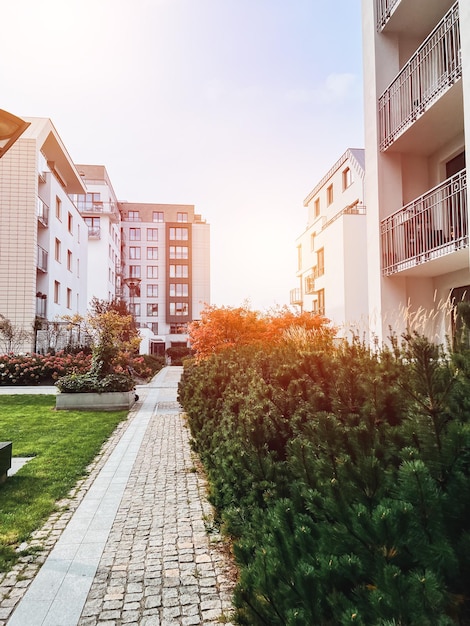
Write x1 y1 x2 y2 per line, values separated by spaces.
187 304 333 361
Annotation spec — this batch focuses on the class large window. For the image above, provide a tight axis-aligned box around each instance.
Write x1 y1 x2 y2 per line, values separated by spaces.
66 288 72 309
129 303 141 317
128 211 140 222
314 289 325 315
54 280 60 304
129 228 141 241
56 196 62 220
149 322 158 334
170 323 186 334
169 264 188 278
170 302 189 316
170 283 189 297
147 247 158 260
147 303 159 317
67 249 72 271
147 266 158 279
169 246 188 259
129 265 141 278
169 227 188 240
147 228 158 241
177 212 188 222
68 212 73 233
129 247 141 259
85 216 100 237
153 211 164 222
314 198 320 218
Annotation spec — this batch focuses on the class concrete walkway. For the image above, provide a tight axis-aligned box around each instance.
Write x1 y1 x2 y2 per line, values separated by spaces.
1 367 236 626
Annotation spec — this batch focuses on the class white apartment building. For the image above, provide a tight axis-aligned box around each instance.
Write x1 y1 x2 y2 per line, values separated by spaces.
119 203 210 355
362 0 470 343
70 165 122 305
291 148 369 336
0 118 88 353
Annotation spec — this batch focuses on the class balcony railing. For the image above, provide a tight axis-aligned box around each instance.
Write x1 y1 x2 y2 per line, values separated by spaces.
290 288 302 305
37 245 48 272
378 2 461 151
87 226 101 239
36 294 47 318
37 198 49 227
381 169 467 275
376 0 400 30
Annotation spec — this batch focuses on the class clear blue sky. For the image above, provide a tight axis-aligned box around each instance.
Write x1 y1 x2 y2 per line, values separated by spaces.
3 0 364 311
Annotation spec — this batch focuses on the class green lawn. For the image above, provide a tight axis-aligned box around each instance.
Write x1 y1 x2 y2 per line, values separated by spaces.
0 395 127 572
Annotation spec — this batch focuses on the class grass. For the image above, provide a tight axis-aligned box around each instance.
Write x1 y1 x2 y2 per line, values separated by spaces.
0 395 127 572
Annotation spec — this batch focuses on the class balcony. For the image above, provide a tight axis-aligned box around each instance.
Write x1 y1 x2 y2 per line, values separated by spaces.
381 169 467 276
290 288 302 306
376 0 400 30
80 201 120 223
37 245 48 272
378 3 461 152
37 198 49 227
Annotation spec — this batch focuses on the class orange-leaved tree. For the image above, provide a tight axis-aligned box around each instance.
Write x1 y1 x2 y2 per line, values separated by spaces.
188 303 334 361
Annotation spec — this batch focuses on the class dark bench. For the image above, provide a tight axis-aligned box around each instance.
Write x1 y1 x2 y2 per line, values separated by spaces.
0 442 12 484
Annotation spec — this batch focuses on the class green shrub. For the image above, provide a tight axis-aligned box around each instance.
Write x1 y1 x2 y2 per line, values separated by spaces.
55 372 134 393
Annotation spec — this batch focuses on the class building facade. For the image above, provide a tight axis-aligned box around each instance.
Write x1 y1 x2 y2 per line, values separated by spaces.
119 202 210 355
291 148 369 336
0 118 211 355
362 0 470 343
71 165 122 306
0 118 88 353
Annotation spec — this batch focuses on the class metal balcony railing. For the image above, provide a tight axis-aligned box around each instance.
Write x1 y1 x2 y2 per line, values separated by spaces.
290 288 302 305
378 2 461 151
37 245 48 272
37 198 49 226
376 0 400 30
381 169 467 275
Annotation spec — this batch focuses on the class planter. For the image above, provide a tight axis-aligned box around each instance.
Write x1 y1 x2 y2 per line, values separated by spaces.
56 390 136 411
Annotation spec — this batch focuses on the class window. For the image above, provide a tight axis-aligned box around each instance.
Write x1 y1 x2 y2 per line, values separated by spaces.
169 246 188 259
55 238 61 262
317 248 325 275
153 211 164 222
327 184 334 206
68 212 73 233
77 258 80 277
343 167 353 190
177 212 188 222
297 245 302 271
54 280 60 304
170 302 189 316
147 228 158 241
147 266 158 279
170 323 187 334
149 322 159 334
85 216 100 237
128 211 140 222
129 303 141 317
67 249 72 271
129 228 141 241
147 284 159 297
310 233 315 252
147 303 159 316
169 264 188 278
129 247 141 260
169 227 188 240
56 196 61 220
129 265 141 278
66 288 72 309
170 283 189 297
314 198 320 218
147 247 158 260
315 289 325 315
